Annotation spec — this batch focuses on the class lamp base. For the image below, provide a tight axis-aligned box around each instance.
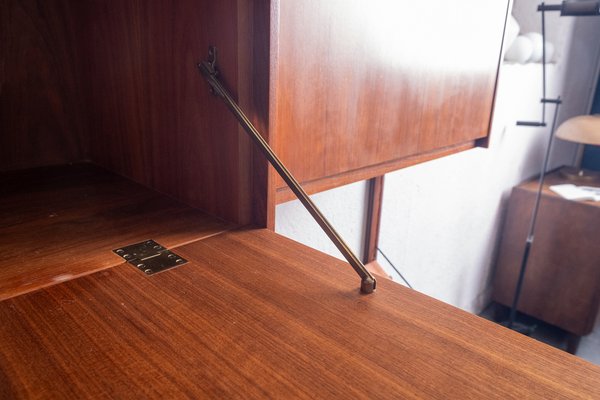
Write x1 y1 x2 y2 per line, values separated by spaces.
559 166 600 184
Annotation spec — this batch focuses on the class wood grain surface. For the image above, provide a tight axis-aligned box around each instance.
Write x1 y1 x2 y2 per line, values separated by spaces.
271 0 509 197
493 171 600 336
1 228 599 399
75 0 260 226
238 0 275 228
2 0 272 226
0 0 88 170
0 163 234 300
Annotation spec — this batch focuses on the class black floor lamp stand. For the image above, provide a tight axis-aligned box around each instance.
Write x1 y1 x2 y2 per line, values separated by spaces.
503 97 562 333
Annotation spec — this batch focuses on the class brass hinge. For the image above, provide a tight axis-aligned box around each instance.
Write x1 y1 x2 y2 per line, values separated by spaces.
113 240 187 275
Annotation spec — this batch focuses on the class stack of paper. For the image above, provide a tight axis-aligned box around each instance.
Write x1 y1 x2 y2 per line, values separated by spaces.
549 184 600 201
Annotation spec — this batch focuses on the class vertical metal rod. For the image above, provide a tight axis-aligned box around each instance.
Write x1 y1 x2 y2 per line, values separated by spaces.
198 47 376 294
507 97 561 329
541 4 547 123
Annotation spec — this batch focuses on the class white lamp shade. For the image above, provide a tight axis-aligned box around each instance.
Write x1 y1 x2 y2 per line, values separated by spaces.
555 115 600 146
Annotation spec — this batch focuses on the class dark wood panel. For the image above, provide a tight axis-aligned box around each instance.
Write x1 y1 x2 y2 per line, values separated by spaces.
493 172 600 336
272 0 508 195
79 0 260 225
1 228 599 399
1 0 272 226
0 163 234 300
0 0 88 170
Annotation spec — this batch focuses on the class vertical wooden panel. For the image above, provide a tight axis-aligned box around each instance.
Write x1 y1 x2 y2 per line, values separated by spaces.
238 0 274 228
1 0 272 226
0 0 88 170
77 0 263 225
272 0 508 198
363 175 384 263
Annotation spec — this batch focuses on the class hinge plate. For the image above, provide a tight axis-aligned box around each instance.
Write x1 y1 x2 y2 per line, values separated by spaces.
113 240 187 275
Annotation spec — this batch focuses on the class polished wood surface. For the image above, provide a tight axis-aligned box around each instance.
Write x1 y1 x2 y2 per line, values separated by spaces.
493 171 600 337
238 0 275 229
1 228 599 399
271 0 509 199
0 0 88 170
0 163 234 301
363 176 385 263
1 0 267 226
77 0 259 225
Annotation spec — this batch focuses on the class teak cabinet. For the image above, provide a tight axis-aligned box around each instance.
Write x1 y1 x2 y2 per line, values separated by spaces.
493 172 600 353
5 2 600 398
1 0 509 228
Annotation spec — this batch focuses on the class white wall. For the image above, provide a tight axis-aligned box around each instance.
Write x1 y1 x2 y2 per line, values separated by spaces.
275 180 369 262
275 1 600 313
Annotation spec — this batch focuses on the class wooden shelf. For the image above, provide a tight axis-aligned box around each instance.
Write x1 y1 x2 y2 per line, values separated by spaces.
1 228 599 398
0 163 235 300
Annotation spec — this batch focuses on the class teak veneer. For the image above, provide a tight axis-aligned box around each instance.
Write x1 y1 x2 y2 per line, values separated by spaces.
0 163 234 300
1 229 599 399
2 1 598 398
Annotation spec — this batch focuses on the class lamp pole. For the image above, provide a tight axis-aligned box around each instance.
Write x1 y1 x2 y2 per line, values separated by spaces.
505 97 562 332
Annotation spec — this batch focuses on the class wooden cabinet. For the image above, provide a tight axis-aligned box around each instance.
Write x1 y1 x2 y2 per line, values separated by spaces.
1 0 509 227
493 171 600 350
4 2 600 397
270 0 509 202
1 0 257 225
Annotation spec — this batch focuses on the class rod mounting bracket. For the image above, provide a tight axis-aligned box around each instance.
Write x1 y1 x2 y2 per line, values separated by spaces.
198 46 223 97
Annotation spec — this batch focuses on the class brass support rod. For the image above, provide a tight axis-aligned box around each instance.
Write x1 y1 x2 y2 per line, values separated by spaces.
198 46 376 294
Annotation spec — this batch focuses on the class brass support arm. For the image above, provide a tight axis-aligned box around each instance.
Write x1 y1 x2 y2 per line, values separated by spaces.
198 46 376 294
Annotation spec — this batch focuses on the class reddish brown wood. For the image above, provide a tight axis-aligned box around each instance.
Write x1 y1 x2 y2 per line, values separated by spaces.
276 141 474 203
73 0 261 226
493 171 600 337
271 0 508 198
0 0 88 170
238 0 275 229
363 176 385 263
1 228 599 399
1 0 270 226
0 163 234 301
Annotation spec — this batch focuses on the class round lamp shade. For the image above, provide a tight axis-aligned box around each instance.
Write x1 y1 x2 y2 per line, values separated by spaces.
555 114 600 146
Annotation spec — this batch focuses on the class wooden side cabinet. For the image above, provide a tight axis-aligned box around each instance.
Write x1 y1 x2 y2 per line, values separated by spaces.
493 171 600 353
